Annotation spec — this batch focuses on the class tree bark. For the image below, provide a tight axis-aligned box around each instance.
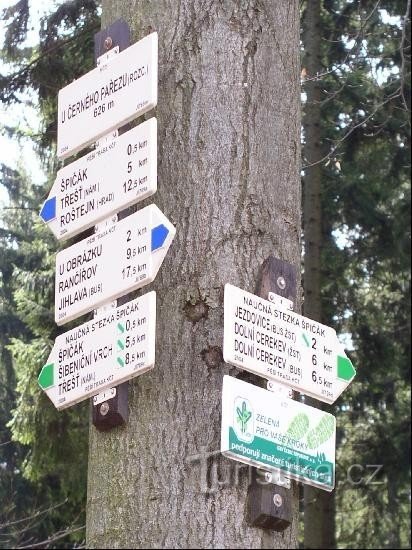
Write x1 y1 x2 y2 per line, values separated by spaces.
302 1 335 548
86 1 301 547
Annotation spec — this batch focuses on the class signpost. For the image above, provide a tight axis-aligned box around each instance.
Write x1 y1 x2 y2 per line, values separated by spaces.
40 118 157 240
37 23 167 427
223 284 356 404
55 204 175 325
38 292 156 410
57 32 158 159
221 375 336 492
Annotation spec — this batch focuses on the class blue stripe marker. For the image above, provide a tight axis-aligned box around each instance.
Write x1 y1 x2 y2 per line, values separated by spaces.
40 197 57 223
151 224 169 251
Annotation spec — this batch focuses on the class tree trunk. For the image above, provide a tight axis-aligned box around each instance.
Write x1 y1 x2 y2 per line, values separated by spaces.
86 1 301 547
302 1 335 548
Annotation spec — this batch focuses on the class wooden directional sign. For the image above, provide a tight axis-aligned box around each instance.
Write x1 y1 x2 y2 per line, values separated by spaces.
40 119 157 241
55 204 175 325
39 292 156 410
57 32 157 159
221 376 336 491
223 284 356 404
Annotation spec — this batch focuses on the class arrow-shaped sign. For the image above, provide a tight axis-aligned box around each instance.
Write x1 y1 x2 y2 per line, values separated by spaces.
39 292 156 410
223 284 356 404
57 32 157 159
55 204 175 325
40 118 157 241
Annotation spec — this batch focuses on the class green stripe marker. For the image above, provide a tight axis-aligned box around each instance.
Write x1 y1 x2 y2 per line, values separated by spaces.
337 355 356 381
38 363 54 389
117 339 125 350
302 332 310 347
117 323 125 333
117 357 125 367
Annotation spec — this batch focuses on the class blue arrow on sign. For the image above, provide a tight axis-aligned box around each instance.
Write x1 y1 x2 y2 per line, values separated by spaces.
40 197 57 223
151 224 169 251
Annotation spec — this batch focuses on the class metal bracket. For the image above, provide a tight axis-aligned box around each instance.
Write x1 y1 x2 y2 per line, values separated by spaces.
263 470 291 490
245 255 298 531
97 45 119 66
93 387 116 405
91 20 131 433
267 379 293 400
267 291 294 311
95 129 119 149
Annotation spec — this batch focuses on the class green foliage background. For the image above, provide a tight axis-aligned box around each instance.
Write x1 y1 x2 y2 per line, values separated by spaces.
0 2 99 547
301 1 410 547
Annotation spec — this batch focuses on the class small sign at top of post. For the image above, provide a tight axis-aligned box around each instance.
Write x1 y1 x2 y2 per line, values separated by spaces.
57 32 158 160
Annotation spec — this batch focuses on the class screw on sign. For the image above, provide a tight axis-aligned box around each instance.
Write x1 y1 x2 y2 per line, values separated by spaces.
100 402 110 416
273 494 283 508
276 276 286 290
264 471 290 488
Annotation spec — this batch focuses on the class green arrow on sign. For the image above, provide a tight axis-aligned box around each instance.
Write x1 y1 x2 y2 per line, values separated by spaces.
337 355 356 381
38 363 54 389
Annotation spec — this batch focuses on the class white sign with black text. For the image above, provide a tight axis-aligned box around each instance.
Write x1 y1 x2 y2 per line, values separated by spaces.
223 284 356 404
41 118 157 240
39 292 156 409
57 32 158 159
55 204 175 325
